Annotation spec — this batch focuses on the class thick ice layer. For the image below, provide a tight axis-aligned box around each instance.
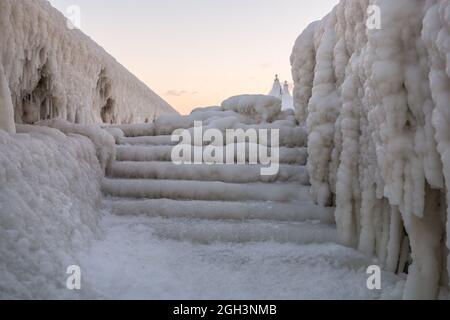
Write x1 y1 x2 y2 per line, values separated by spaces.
0 0 176 126
104 199 335 223
0 126 103 299
128 217 337 245
291 0 450 298
109 161 309 184
36 119 116 172
119 127 306 148
102 179 312 202
116 145 308 165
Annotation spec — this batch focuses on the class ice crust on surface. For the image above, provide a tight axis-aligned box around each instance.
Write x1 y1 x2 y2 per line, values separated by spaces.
102 179 312 202
115 145 307 164
0 126 103 299
108 161 309 184
0 0 176 126
35 119 116 172
291 0 450 298
77 214 402 300
104 198 335 223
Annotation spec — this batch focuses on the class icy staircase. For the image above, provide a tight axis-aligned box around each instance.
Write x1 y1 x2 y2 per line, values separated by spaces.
102 112 336 245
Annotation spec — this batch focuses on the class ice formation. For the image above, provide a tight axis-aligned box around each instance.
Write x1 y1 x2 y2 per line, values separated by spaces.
0 0 176 126
38 119 116 172
268 75 294 111
291 0 450 299
0 124 105 299
0 64 15 133
282 81 294 111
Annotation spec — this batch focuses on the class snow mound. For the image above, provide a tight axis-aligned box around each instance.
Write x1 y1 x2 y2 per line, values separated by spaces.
291 0 450 299
221 95 282 122
0 126 103 299
37 119 116 172
0 0 176 126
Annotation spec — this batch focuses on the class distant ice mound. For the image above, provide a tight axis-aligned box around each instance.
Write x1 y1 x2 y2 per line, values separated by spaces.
268 75 294 111
221 94 282 122
0 0 177 127
291 0 450 299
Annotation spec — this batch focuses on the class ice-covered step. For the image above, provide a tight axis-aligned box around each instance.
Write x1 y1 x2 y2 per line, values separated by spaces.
129 217 337 245
110 124 155 137
115 145 307 165
119 131 305 148
108 161 310 184
119 135 174 146
116 145 174 162
104 198 335 223
115 119 303 140
152 110 246 136
102 179 311 202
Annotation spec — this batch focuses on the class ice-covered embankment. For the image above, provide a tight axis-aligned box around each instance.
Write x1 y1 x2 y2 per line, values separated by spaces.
0 0 176 299
291 0 450 299
0 0 176 126
0 123 113 299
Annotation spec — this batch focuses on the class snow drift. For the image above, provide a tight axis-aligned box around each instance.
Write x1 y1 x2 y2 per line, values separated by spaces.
0 125 106 299
291 0 450 299
0 0 176 127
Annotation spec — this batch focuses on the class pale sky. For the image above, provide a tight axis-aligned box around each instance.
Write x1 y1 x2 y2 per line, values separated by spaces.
49 0 339 114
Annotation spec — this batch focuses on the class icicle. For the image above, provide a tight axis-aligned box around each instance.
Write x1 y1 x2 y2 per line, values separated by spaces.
386 207 403 273
398 236 410 274
0 64 16 133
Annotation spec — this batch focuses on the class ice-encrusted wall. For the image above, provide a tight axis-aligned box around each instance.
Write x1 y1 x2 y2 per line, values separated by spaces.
0 0 177 127
291 0 450 299
0 125 104 299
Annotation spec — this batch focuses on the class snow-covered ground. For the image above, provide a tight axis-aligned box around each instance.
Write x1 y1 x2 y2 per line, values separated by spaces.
76 213 402 300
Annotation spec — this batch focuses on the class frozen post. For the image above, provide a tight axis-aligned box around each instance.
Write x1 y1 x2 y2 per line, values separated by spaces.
0 64 15 133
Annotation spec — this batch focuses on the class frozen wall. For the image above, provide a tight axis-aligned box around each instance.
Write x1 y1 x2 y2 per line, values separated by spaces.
0 125 105 299
0 0 177 126
291 0 450 299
